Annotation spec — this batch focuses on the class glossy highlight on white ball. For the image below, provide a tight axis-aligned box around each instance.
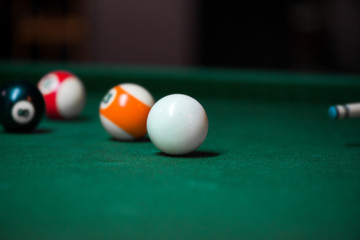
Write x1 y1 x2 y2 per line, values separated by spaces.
147 94 208 155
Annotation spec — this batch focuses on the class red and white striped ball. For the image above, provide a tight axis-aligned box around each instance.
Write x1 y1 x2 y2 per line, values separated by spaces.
38 71 86 119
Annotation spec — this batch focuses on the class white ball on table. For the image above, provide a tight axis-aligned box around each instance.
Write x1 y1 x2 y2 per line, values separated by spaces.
147 94 208 155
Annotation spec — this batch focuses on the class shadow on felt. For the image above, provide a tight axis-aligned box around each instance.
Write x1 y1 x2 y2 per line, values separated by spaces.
156 151 220 158
47 115 90 123
109 136 151 143
344 142 360 148
2 128 53 134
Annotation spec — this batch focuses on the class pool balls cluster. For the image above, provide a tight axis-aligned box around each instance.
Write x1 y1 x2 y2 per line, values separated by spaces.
0 69 208 156
99 84 209 155
0 71 86 132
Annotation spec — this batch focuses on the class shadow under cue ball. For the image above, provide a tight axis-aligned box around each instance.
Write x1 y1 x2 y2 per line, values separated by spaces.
0 81 45 132
99 83 155 140
147 94 209 155
38 70 86 119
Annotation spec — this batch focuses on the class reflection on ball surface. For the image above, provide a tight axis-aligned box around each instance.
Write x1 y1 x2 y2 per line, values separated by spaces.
0 81 45 132
147 94 208 155
99 83 154 140
38 71 86 119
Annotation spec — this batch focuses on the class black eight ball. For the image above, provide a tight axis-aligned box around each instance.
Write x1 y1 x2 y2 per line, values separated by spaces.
0 81 45 132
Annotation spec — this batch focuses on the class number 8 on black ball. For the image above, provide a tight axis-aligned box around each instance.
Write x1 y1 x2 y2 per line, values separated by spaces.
0 81 45 132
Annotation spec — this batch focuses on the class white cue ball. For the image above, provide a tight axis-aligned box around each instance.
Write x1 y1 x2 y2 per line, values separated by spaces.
147 94 208 155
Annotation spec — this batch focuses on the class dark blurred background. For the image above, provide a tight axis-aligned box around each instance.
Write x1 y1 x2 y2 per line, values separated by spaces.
0 0 359 73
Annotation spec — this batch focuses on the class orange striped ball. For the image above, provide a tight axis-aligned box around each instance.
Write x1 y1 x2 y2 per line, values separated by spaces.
99 83 154 140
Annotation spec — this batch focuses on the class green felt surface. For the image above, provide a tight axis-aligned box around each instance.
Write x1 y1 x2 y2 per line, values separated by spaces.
1 90 360 239
1 61 360 103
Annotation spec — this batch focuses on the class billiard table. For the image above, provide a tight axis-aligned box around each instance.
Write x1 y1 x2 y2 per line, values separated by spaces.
1 61 360 239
